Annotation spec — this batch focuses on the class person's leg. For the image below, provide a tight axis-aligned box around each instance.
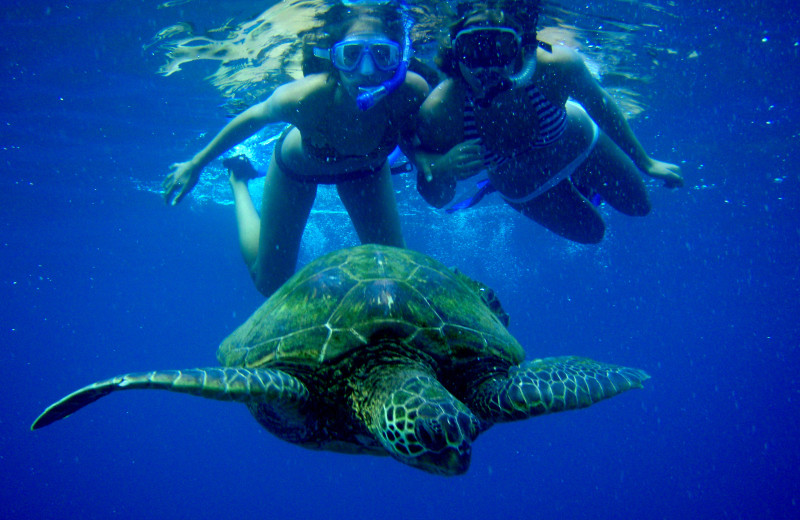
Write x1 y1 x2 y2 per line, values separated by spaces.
509 181 605 244
337 163 405 247
573 133 651 217
250 156 317 297
228 168 262 269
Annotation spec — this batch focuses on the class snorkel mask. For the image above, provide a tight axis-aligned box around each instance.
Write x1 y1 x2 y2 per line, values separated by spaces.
453 26 522 68
451 7 541 106
329 38 402 73
314 0 413 110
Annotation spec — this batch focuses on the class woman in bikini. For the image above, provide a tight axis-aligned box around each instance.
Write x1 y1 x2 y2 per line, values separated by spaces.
162 2 428 296
414 2 683 244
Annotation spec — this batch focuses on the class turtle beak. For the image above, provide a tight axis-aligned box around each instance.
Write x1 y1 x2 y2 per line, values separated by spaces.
409 415 477 476
425 443 472 476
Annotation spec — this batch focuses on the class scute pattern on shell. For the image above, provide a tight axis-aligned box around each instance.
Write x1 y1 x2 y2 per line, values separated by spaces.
217 245 524 369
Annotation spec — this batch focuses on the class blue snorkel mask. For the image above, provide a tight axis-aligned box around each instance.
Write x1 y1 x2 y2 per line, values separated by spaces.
314 0 413 111
354 0 411 110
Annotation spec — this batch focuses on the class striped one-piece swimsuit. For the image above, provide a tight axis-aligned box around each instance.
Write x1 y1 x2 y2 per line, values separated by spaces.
443 84 568 213
463 82 568 168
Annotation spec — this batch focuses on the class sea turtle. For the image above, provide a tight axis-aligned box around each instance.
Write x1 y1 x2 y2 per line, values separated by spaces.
32 244 649 475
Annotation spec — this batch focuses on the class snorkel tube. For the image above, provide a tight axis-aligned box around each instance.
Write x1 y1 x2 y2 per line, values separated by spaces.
507 48 536 88
474 45 536 107
355 0 412 110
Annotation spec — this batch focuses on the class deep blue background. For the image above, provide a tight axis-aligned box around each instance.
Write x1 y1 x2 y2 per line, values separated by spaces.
2 1 798 519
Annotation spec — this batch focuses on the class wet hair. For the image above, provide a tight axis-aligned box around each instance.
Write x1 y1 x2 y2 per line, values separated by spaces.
300 2 406 77
436 2 540 78
455 0 541 29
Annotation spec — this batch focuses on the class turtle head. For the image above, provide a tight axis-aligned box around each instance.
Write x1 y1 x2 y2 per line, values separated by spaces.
370 371 481 476
404 410 478 475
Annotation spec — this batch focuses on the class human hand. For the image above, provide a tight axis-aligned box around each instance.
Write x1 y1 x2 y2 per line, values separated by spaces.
429 138 484 182
162 160 202 205
645 158 684 188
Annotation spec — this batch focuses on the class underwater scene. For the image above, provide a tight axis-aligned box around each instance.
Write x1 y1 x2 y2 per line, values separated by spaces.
2 0 798 518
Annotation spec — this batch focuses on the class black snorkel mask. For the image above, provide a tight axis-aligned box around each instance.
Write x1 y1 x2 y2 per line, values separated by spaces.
451 5 544 107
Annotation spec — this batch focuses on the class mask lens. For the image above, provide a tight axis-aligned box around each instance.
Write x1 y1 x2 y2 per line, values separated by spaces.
333 42 366 71
332 39 401 72
369 42 400 70
454 27 520 68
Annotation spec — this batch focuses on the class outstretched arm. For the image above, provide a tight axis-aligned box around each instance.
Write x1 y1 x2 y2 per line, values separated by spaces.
162 91 285 205
564 51 683 188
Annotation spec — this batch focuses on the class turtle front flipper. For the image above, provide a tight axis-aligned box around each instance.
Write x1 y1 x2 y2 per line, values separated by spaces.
31 367 309 430
469 356 650 422
360 364 482 476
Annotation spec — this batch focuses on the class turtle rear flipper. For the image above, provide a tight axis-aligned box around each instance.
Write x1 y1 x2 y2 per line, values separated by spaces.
31 368 309 430
469 356 650 422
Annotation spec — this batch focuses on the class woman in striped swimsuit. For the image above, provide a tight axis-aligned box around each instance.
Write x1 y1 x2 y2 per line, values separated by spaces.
414 4 683 243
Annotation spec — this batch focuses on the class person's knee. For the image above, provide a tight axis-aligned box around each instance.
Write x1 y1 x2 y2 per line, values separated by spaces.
251 262 292 298
252 272 281 298
628 197 651 217
577 221 605 244
609 188 650 217
556 218 605 244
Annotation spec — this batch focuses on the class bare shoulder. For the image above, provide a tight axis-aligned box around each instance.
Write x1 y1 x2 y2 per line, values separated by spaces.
404 71 430 99
393 71 431 112
420 79 460 121
386 71 432 134
536 45 595 97
538 45 586 75
268 73 335 119
418 79 463 150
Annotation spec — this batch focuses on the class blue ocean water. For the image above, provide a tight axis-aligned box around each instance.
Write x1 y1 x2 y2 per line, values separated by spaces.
2 0 798 519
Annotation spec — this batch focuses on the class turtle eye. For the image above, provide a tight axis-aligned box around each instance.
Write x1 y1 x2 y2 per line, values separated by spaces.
442 416 462 444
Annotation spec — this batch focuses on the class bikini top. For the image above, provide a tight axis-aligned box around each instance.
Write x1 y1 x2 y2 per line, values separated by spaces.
304 121 400 164
463 82 567 169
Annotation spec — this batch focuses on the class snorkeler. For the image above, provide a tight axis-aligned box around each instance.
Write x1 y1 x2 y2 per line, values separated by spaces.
162 2 428 296
413 1 683 244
